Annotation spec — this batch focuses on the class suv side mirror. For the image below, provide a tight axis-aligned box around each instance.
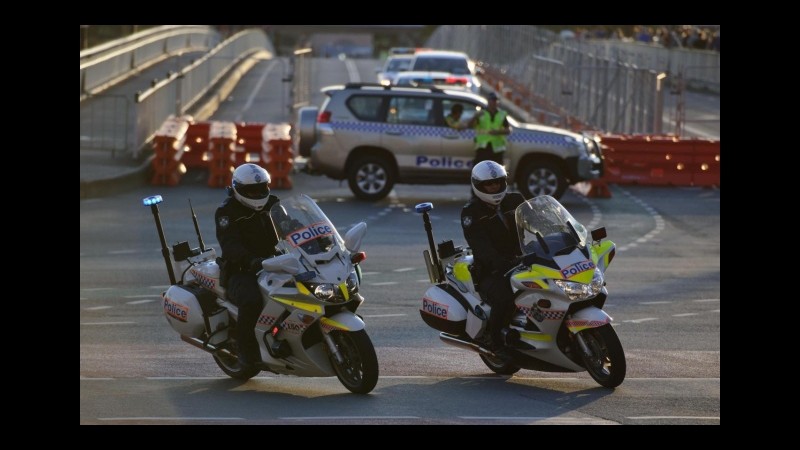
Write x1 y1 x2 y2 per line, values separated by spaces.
591 227 607 241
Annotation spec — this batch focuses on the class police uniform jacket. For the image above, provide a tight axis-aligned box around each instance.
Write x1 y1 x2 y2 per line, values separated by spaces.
461 192 525 278
215 193 281 274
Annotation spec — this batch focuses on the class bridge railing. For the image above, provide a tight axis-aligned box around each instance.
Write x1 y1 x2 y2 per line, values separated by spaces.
133 29 273 157
80 25 220 100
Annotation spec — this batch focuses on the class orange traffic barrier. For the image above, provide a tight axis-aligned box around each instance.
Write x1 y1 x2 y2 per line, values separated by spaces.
598 135 720 187
234 123 267 167
183 121 210 169
262 123 293 190
151 116 189 186
207 122 237 188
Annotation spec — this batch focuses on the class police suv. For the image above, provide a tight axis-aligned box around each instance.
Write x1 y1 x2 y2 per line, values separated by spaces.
296 83 604 201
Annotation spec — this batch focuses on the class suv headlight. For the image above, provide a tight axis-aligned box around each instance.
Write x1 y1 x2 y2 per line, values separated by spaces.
554 270 604 300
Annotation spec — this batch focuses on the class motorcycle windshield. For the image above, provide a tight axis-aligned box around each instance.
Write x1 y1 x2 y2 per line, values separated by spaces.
270 194 345 257
514 195 589 256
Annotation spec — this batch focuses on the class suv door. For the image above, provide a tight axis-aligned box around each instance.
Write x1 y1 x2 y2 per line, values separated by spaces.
381 95 442 180
439 98 483 182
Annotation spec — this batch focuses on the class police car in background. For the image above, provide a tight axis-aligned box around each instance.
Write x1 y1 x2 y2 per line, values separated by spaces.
375 54 413 86
296 83 604 201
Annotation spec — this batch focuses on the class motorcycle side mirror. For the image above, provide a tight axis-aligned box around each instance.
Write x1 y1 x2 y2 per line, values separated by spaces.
262 253 303 275
344 222 368 253
591 227 607 241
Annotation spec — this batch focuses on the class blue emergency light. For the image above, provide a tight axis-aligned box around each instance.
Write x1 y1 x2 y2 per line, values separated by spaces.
143 195 163 206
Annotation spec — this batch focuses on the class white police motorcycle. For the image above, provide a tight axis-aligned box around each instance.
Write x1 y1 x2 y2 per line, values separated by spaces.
415 195 625 388
144 194 379 394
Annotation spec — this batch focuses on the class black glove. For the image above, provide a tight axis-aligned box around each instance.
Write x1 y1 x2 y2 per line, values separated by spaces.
249 257 265 274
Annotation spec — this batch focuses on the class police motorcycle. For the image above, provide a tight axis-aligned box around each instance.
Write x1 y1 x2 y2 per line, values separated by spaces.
415 195 625 388
143 193 379 394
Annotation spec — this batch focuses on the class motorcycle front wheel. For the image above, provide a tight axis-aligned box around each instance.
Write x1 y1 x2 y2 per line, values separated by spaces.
327 330 379 394
578 324 626 388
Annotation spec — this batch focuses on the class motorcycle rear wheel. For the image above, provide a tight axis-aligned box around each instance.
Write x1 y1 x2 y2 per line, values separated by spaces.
480 353 521 375
328 330 379 394
578 324 626 388
212 320 260 380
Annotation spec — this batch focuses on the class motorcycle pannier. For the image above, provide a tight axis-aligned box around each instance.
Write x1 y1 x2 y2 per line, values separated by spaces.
419 285 468 335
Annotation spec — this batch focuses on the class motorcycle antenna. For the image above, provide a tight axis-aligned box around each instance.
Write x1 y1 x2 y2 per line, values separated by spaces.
188 199 207 253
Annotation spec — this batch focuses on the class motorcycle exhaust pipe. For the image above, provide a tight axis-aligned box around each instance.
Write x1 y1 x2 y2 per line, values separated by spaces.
180 335 235 359
439 332 495 357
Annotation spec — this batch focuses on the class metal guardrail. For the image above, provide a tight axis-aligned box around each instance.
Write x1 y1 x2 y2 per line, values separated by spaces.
80 28 273 158
426 25 719 135
80 25 219 99
133 29 273 157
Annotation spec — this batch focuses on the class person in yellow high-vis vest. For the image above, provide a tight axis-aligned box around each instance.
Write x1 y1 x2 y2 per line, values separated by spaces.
467 92 511 167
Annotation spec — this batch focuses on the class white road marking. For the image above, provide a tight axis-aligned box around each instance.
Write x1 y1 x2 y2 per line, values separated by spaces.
417 279 430 283
369 281 399 286
361 272 380 276
573 194 603 231
146 376 258 380
393 267 415 272
126 299 156 305
345 59 361 83
109 249 137 255
82 288 113 292
99 417 244 421
123 294 162 299
362 314 407 318
458 416 615 424
85 306 113 311
711 309 720 313
622 317 658 324
81 321 136 325
149 286 169 289
616 187 664 253
282 416 419 420
640 301 672 305
693 299 720 302
628 416 719 420
672 313 699 317
235 60 277 122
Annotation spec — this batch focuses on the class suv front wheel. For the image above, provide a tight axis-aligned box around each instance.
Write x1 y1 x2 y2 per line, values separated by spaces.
347 156 396 201
516 160 567 199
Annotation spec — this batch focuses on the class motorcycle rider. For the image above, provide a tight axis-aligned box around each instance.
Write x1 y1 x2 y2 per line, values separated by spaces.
461 161 525 354
215 163 282 369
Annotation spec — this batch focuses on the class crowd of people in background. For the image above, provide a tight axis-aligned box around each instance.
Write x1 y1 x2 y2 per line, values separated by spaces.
566 25 719 52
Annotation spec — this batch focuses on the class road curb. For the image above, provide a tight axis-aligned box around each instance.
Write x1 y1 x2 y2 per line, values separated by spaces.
80 155 154 199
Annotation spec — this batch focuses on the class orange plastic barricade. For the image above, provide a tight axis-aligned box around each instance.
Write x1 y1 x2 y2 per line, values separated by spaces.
183 121 210 169
598 135 720 188
262 123 294 189
150 116 189 186
207 122 238 188
234 123 267 167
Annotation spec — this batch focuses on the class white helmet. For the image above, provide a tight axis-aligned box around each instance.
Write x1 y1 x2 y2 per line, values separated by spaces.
471 160 508 205
232 164 271 211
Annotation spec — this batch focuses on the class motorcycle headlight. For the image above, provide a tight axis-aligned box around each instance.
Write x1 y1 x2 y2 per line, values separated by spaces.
554 270 604 301
303 282 336 301
346 271 359 294
303 278 358 304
